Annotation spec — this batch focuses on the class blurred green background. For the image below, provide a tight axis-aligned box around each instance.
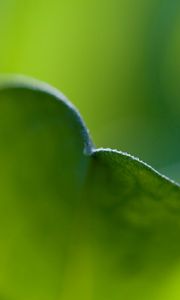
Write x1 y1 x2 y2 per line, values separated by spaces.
0 0 180 180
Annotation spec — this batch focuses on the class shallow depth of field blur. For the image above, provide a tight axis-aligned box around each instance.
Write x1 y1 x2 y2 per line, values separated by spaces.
0 0 179 180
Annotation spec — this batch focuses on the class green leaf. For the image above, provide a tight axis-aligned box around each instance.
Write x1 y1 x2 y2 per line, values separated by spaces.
0 76 179 300
87 149 180 299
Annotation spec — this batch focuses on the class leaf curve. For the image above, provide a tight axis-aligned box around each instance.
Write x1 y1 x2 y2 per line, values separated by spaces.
0 76 179 300
0 76 92 299
86 148 180 299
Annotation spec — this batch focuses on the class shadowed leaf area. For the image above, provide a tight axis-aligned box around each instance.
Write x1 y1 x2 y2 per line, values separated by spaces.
0 77 179 300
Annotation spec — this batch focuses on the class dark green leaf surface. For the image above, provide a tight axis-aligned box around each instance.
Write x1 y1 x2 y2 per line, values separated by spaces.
0 77 179 300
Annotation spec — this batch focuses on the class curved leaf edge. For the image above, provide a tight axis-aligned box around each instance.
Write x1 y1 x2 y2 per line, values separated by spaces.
0 74 93 155
91 148 180 189
0 75 179 189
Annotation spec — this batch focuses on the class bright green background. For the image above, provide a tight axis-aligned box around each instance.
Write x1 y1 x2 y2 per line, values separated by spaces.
0 0 180 179
0 2 180 298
